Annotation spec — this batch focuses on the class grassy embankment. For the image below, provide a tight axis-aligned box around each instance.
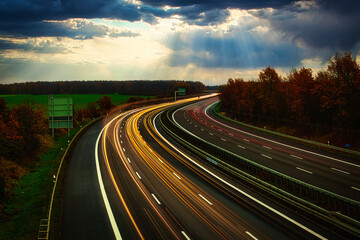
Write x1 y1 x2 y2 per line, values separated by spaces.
0 94 151 239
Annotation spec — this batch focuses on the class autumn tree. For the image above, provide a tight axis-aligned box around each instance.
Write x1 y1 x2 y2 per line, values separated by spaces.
258 66 288 126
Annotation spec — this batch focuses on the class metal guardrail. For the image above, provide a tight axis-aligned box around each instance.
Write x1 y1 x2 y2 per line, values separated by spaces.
159 105 360 238
37 116 104 240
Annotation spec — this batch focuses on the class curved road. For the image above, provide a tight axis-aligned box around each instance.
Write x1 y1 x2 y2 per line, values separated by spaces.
61 95 355 240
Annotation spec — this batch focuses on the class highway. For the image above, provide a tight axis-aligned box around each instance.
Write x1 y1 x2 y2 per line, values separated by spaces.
62 95 357 239
171 97 360 202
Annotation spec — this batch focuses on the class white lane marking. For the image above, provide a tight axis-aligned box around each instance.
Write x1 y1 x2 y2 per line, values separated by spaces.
262 145 272 150
209 132 214 136
122 148 126 152
291 154 303 160
194 125 197 127
158 158 164 163
181 231 191 240
261 154 272 159
237 145 246 149
152 194 161 205
221 138 227 142
218 129 222 131
96 124 122 240
120 140 123 144
136 172 142 179
201 128 204 131
127 157 131 163
331 167 350 175
120 135 122 138
173 172 181 180
198 194 213 205
149 148 153 152
228 133 233 136
245 231 258 240
155 111 327 240
205 101 360 169
189 122 192 124
351 186 360 191
243 138 250 142
296 167 313 174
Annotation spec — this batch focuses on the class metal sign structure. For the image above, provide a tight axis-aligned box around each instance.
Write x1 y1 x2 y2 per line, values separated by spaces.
175 88 186 101
49 95 73 137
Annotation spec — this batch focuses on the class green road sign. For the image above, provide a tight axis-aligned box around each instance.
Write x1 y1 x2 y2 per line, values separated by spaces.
49 96 73 136
178 88 186 95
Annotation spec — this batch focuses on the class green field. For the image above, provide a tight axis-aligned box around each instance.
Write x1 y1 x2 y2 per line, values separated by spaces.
0 94 151 110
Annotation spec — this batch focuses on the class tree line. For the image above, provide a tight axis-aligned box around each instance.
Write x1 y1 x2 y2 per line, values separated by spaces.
0 80 206 96
219 52 360 148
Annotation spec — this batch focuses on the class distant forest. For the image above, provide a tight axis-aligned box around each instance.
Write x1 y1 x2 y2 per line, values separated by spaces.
220 52 360 149
0 80 206 96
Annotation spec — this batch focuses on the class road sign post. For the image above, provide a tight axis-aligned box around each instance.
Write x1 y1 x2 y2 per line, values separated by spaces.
174 88 186 101
49 95 73 137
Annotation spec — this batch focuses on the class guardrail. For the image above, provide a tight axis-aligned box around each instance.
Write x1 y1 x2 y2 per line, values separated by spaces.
213 101 360 158
159 104 360 238
37 116 104 240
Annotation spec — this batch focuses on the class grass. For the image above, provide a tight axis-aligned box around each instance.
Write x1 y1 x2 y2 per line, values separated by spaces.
0 129 80 240
0 94 152 110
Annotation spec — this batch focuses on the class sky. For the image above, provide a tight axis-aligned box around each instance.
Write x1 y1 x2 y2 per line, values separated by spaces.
0 0 359 85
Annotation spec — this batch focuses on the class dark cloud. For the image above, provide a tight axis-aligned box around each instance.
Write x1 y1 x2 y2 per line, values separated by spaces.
139 0 294 9
252 1 360 52
0 39 67 53
0 19 139 40
165 31 301 69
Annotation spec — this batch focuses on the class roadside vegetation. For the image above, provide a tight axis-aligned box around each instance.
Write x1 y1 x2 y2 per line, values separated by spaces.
1 95 121 239
219 52 360 150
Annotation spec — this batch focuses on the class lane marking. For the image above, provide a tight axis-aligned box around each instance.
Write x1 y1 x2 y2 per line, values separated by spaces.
152 194 161 205
149 148 153 152
351 186 360 191
158 158 164 163
296 167 313 174
120 135 122 138
261 154 272 159
156 111 327 240
243 138 250 142
331 167 350 175
173 172 181 180
291 154 303 160
205 101 360 169
181 231 191 240
228 133 234 136
245 231 258 240
95 126 122 240
198 194 213 206
194 125 197 127
237 145 246 149
127 157 131 163
122 148 126 152
262 145 272 150
218 129 222 131
221 138 227 142
136 172 142 179
201 128 204 131
209 132 214 136
121 140 123 144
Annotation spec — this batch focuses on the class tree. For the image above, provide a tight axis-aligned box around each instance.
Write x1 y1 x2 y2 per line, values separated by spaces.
258 66 287 125
97 96 114 112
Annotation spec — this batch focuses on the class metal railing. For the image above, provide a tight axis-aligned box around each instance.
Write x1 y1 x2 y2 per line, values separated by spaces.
159 104 360 238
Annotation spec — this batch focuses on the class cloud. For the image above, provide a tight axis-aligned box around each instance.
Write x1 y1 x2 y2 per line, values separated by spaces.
0 19 139 40
0 39 68 53
165 29 302 69
251 1 360 53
